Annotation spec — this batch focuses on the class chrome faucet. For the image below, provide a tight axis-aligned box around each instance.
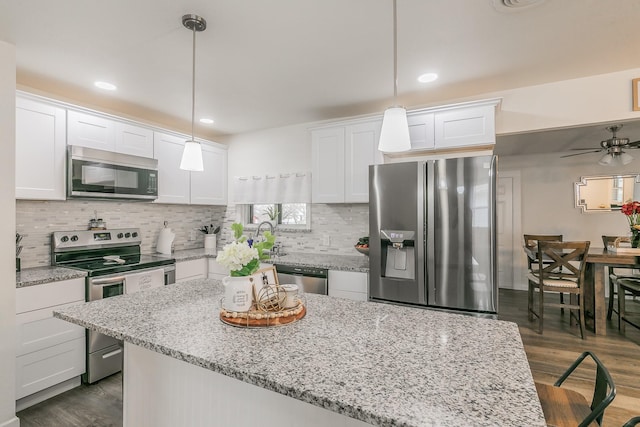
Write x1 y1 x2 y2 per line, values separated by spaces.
254 221 274 239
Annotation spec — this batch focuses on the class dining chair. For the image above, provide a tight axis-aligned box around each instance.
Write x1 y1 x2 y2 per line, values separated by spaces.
601 235 635 321
535 351 616 427
524 234 565 312
527 240 590 338
623 416 640 427
616 277 640 333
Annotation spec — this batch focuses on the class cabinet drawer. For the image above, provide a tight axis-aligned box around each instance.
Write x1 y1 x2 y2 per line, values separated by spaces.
15 337 85 399
208 259 229 277
16 302 85 356
16 278 85 314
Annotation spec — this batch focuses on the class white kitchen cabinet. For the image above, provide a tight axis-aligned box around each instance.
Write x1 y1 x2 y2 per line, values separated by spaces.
407 112 435 151
115 121 154 157
208 258 229 280
312 119 382 203
191 143 228 205
68 109 154 158
15 278 86 406
176 258 208 283
67 110 116 151
328 270 368 302
154 132 191 204
154 131 228 205
15 96 67 200
434 103 497 149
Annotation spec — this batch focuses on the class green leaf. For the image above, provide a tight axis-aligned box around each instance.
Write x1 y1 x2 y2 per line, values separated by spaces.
231 223 244 240
254 231 276 260
231 258 260 277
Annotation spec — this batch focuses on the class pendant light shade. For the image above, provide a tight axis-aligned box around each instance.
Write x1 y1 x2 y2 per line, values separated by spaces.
378 0 410 153
379 107 411 152
598 151 633 166
180 14 206 172
180 140 204 170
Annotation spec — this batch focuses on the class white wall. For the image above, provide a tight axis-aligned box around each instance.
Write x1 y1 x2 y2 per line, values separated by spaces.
0 40 19 427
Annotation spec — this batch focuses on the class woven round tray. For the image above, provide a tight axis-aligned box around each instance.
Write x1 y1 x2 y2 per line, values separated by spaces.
219 301 306 328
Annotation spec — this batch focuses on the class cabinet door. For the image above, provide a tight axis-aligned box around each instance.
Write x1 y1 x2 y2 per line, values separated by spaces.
328 270 368 301
407 112 435 151
176 259 208 282
434 105 496 149
15 97 67 200
311 127 345 203
191 143 228 205
115 122 154 158
154 132 191 204
345 121 383 203
67 110 116 151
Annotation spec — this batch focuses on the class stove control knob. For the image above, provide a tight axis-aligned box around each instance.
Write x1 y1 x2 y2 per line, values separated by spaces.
125 232 131 238
117 233 124 239
132 232 138 238
60 236 69 242
70 235 79 242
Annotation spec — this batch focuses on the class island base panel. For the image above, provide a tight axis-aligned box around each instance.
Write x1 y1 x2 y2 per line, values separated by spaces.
123 343 372 427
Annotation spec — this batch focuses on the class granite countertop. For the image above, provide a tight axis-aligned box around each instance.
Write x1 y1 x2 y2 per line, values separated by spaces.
170 248 370 272
268 252 369 272
16 266 87 288
54 279 544 427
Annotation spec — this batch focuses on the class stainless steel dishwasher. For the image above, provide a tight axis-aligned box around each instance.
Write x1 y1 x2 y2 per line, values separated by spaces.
274 264 328 295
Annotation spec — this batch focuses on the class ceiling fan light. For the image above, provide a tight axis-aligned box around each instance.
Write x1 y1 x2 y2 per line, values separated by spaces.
621 152 634 165
379 107 411 152
180 140 204 171
598 153 613 166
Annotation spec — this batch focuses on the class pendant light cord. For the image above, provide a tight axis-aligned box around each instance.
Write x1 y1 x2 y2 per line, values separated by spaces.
191 25 196 140
392 0 398 104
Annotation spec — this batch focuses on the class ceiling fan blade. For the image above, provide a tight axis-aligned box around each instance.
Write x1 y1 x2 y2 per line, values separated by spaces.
560 150 603 158
569 147 603 151
626 140 640 147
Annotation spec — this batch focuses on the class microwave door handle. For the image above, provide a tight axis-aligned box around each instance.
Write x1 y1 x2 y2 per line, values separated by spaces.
92 276 126 285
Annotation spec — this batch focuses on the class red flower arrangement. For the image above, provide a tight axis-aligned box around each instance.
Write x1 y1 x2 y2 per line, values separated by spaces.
621 201 640 247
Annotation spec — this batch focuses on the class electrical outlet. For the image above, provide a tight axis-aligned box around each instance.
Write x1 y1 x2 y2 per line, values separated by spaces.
322 235 331 246
189 229 197 241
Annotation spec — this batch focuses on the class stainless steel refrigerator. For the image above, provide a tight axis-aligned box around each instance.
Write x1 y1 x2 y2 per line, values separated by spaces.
369 155 497 314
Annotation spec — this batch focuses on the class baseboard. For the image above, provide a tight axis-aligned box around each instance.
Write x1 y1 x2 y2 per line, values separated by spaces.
0 416 20 427
16 376 81 412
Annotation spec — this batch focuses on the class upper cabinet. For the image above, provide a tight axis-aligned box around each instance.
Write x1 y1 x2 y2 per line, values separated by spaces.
312 119 383 203
408 99 500 152
154 132 227 206
67 110 153 158
15 96 67 200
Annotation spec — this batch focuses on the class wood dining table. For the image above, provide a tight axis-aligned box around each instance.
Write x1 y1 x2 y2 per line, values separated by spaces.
524 245 639 336
583 247 640 336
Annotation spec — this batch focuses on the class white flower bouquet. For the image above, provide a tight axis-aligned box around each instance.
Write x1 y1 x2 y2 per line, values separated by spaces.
217 223 275 276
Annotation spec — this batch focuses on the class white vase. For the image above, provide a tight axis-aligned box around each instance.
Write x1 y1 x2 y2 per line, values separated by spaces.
222 276 254 312
204 234 216 252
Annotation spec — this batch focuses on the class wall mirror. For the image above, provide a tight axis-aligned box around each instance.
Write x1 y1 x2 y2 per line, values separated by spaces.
575 174 640 212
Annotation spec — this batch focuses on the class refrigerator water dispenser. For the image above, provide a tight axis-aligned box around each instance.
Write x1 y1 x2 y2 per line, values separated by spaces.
380 230 415 280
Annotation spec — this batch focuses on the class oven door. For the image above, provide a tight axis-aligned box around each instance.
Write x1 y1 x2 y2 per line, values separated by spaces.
68 146 158 200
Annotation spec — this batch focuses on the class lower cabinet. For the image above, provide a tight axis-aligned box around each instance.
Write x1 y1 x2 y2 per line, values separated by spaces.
328 270 368 302
15 278 86 408
208 258 229 280
176 258 208 283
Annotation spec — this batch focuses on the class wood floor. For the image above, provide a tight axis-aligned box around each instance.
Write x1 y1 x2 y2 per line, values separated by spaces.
499 289 640 427
16 289 640 427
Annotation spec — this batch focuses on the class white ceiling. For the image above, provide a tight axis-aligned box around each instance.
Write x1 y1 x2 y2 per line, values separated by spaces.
2 0 640 151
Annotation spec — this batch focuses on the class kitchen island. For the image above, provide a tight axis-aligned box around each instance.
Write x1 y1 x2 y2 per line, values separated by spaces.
54 279 545 427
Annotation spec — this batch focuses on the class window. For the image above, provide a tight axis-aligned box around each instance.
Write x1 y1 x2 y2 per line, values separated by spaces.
248 203 308 226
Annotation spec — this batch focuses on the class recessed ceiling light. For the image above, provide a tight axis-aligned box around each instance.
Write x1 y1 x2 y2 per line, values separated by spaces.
199 118 214 124
94 81 117 91
417 73 438 83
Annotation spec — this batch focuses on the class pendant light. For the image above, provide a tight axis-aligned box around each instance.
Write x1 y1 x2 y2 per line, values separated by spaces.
179 14 206 172
378 0 411 153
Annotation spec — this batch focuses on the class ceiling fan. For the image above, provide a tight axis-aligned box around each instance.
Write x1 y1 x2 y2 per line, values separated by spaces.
561 124 640 165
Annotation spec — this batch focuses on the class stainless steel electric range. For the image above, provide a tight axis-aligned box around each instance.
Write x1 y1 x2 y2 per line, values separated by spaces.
51 228 176 384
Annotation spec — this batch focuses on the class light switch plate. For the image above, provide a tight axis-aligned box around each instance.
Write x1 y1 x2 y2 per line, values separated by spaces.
322 235 331 246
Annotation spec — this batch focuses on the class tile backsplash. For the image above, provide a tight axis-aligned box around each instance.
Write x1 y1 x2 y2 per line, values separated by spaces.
16 200 369 269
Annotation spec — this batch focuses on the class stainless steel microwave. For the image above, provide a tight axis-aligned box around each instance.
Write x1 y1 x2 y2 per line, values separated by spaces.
67 146 158 200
